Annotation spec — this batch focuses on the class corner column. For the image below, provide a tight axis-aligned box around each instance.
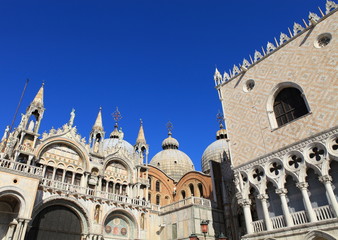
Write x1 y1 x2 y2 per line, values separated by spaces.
239 199 254 234
319 175 338 217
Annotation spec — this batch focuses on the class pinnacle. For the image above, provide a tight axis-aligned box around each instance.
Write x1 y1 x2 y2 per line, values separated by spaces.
92 108 104 131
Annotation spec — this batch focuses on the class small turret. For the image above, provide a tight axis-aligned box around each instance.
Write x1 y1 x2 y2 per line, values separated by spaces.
7 83 45 163
19 83 45 133
135 119 149 164
90 107 105 153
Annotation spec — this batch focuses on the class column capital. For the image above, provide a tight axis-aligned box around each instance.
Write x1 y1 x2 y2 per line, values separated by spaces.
319 175 332 183
296 182 308 190
275 188 288 195
257 194 269 200
238 198 251 207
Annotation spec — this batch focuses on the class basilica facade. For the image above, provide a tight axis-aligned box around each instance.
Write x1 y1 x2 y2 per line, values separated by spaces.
0 84 226 240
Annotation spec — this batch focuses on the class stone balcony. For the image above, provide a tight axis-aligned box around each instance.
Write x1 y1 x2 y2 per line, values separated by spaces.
0 158 43 178
159 196 211 214
252 205 336 233
40 178 151 209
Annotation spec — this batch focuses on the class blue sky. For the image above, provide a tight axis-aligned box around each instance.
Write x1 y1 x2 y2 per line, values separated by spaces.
0 0 326 171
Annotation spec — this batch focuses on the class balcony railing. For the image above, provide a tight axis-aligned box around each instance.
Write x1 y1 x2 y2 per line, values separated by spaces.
271 215 286 229
41 178 150 208
160 196 211 213
314 205 334 221
291 210 308 225
252 220 265 233
0 158 42 177
252 205 336 233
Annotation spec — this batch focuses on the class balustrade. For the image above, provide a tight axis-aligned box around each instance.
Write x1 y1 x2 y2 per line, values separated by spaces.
252 220 265 232
40 178 149 207
0 158 42 176
291 211 308 225
314 205 334 221
271 215 286 229
159 196 211 213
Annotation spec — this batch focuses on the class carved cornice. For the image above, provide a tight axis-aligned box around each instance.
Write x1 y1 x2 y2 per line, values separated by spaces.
235 126 338 172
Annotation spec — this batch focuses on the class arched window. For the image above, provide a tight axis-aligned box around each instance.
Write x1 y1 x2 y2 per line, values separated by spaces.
155 180 160 192
273 87 308 127
181 190 186 199
156 195 160 205
148 177 152 190
189 184 194 196
198 183 204 197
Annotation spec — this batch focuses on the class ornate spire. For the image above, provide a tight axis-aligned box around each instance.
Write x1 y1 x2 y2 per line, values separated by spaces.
214 68 222 85
216 111 227 140
92 107 104 131
136 119 146 145
216 111 224 129
110 107 122 139
166 121 173 136
31 83 44 107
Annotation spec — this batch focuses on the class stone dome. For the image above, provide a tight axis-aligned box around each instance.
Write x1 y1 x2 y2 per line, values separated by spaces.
101 138 135 154
101 126 134 154
202 128 229 174
150 134 194 181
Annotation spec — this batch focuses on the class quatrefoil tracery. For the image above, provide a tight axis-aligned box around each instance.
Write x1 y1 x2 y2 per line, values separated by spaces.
309 147 325 161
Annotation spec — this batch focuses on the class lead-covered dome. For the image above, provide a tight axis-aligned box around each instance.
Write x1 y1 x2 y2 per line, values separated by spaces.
202 127 229 174
150 133 194 181
100 125 134 154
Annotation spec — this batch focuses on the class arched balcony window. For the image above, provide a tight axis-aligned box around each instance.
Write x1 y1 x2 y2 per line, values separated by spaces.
273 87 308 127
156 195 160 205
267 83 310 129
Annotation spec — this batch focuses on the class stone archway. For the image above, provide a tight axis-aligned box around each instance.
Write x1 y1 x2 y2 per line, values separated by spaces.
0 195 20 239
26 205 82 240
103 209 138 239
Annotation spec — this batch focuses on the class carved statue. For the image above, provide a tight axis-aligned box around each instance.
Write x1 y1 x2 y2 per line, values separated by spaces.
27 120 35 132
93 140 99 153
1 126 9 141
68 108 75 127
94 205 100 223
19 114 27 129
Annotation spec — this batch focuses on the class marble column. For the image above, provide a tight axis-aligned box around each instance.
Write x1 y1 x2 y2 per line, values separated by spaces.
296 182 317 222
275 188 294 227
19 219 29 240
52 167 56 181
61 170 66 182
239 199 254 234
257 194 273 231
319 175 338 217
42 165 46 177
12 218 23 240
71 172 76 185
98 176 102 192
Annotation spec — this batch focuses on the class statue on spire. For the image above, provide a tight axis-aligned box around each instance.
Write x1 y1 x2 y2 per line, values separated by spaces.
216 111 224 129
166 121 173 135
112 107 122 127
68 108 75 127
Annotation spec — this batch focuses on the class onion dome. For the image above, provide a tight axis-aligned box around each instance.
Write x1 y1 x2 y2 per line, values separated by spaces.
110 123 120 139
150 123 194 181
202 123 229 174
